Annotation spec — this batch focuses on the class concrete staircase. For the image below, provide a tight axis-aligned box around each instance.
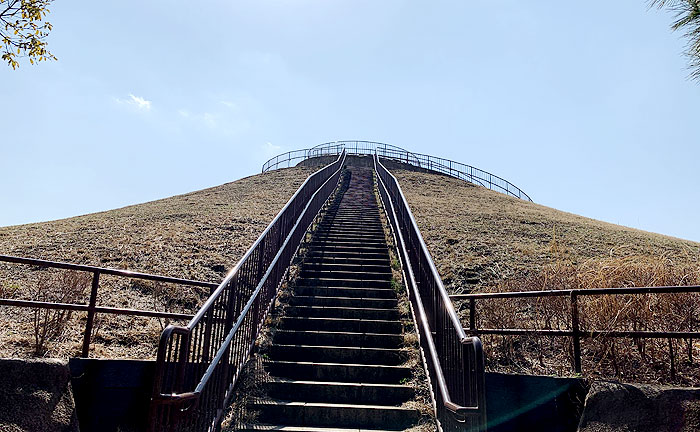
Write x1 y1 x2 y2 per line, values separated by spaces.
240 167 426 431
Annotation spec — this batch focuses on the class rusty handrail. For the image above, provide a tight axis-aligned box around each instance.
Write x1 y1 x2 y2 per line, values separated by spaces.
149 151 346 432
374 153 486 431
0 254 216 357
452 285 700 375
0 255 218 288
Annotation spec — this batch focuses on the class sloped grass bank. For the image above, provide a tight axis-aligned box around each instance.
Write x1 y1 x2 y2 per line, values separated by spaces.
0 167 314 359
393 169 700 384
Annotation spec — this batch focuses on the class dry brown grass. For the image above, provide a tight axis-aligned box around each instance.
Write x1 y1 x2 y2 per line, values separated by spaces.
0 167 315 359
392 169 700 385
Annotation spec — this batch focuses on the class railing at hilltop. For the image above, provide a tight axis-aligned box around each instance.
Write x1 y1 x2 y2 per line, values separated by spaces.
374 153 487 431
0 255 217 357
262 140 532 202
149 151 346 432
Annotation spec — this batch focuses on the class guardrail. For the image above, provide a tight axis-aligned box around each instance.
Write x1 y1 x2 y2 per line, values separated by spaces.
263 140 532 201
451 286 700 379
374 153 487 432
0 254 217 357
148 151 346 432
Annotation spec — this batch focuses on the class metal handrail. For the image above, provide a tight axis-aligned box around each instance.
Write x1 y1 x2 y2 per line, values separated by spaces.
0 255 217 288
451 284 700 375
374 153 486 431
262 140 532 202
0 254 217 357
149 151 346 432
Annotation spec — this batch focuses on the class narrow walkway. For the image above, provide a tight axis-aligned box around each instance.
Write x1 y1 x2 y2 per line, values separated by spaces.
241 167 424 431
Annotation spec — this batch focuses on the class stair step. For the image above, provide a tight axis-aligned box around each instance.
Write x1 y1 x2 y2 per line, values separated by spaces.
300 270 392 281
303 257 390 266
306 251 390 260
317 223 383 230
298 278 392 289
293 286 396 299
308 245 389 254
284 305 399 320
302 263 391 273
248 400 420 430
238 424 403 432
265 379 414 405
289 295 397 309
278 317 402 334
268 344 407 365
314 227 385 235
264 361 411 384
273 330 403 349
313 237 387 245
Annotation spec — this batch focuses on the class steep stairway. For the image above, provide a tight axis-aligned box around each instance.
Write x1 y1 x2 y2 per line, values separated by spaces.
240 167 426 431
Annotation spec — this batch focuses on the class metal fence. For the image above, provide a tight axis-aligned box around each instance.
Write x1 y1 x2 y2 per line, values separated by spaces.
0 254 217 357
148 150 346 432
451 285 700 379
374 153 487 432
262 140 532 201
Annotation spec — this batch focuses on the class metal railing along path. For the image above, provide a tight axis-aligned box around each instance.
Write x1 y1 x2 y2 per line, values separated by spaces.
374 153 487 432
451 285 700 379
262 140 532 202
148 151 346 432
0 254 217 357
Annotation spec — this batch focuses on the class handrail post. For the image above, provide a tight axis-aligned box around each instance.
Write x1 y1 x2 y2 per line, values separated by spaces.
469 298 476 332
81 271 100 357
570 292 582 373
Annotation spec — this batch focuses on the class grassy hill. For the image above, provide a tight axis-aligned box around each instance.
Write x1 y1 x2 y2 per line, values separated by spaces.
392 169 700 384
0 167 314 358
392 169 700 290
2 162 698 383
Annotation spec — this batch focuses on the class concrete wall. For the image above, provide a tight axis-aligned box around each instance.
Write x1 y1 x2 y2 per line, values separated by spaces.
69 358 155 432
485 372 588 432
0 358 80 432
578 380 700 432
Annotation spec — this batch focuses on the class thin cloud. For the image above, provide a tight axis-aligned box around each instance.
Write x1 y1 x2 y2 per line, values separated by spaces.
116 93 152 111
263 142 282 156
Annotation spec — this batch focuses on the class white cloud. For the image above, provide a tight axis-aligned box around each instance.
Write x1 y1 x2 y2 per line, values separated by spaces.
202 113 218 128
263 142 282 156
177 109 190 117
220 101 237 109
116 93 152 111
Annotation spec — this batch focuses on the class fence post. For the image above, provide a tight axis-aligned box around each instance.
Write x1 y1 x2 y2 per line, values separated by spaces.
669 338 676 380
570 292 582 373
81 271 100 357
469 298 476 332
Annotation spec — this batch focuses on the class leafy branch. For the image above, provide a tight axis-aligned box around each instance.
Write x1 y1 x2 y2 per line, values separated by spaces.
1 0 56 69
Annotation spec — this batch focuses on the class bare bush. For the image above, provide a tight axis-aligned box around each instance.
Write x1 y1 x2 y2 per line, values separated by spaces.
30 270 91 356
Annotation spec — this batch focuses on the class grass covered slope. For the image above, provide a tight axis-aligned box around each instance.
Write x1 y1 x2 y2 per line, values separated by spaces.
392 168 700 384
0 167 314 358
392 169 700 291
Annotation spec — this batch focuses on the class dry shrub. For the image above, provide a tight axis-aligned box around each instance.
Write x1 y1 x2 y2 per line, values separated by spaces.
471 254 700 384
31 270 91 356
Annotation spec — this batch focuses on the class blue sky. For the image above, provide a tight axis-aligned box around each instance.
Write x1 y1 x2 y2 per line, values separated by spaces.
2 1 700 242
